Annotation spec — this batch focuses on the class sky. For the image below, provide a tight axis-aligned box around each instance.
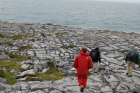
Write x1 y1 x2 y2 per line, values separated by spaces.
97 0 140 3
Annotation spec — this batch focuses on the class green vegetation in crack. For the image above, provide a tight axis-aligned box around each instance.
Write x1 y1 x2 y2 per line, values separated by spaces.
29 39 35 42
0 33 29 40
37 61 64 82
55 32 68 36
18 45 31 51
41 33 46 37
0 60 22 85
0 42 13 46
3 50 29 61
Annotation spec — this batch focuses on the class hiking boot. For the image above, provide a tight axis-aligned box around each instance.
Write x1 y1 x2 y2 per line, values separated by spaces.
80 83 84 92
128 75 132 77
133 91 138 93
126 73 128 76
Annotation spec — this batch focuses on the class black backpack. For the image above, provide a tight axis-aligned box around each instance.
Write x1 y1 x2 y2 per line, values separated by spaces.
129 50 136 60
91 49 97 59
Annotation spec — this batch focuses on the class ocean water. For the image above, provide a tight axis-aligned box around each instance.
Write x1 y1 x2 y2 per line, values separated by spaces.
0 0 140 33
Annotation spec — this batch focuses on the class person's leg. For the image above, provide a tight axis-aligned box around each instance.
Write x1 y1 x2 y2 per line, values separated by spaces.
83 76 88 89
127 61 131 74
129 62 135 76
92 62 94 71
95 62 100 72
77 75 83 86
78 76 84 92
94 62 98 72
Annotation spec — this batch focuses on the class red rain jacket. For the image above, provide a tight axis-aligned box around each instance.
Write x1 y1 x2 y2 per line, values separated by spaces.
73 50 93 76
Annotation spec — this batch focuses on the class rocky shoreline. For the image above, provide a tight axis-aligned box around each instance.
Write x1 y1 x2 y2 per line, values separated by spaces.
0 20 140 93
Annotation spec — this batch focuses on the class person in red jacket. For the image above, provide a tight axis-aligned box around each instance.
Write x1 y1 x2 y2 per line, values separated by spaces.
73 47 93 92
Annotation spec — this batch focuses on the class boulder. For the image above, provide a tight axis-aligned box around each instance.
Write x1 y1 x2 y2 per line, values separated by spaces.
0 77 8 84
16 69 35 79
20 64 30 70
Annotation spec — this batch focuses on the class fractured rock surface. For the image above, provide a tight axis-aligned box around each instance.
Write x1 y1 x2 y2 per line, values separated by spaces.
0 20 140 93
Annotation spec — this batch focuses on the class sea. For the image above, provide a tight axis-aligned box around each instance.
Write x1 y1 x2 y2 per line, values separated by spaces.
0 0 140 34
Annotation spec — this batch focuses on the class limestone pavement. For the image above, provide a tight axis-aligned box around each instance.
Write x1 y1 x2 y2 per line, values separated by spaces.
0 20 140 93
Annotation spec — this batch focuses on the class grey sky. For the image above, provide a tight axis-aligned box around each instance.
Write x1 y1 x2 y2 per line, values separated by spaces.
98 0 140 3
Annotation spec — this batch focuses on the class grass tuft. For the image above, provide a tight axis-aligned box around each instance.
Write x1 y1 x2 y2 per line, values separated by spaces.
47 61 55 68
0 33 6 38
55 32 68 36
18 45 31 51
9 34 28 40
84 42 90 45
47 34 52 36
5 42 13 46
0 42 13 46
37 61 64 82
0 72 5 78
22 25 27 28
34 52 36 56
29 39 35 42
27 56 31 60
0 60 22 85
23 77 42 82
0 33 29 40
41 33 46 37
3 50 28 61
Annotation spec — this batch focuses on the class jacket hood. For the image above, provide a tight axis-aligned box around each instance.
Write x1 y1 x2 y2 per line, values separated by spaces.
80 50 89 56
